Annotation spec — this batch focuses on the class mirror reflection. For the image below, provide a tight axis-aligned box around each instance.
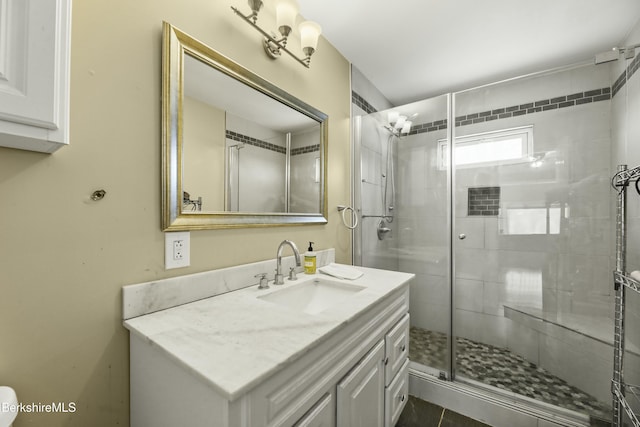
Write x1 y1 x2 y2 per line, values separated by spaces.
162 22 328 230
183 54 322 214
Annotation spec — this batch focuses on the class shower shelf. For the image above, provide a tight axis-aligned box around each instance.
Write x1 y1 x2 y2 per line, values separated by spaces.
612 164 640 427
612 382 640 426
614 271 640 294
613 272 640 426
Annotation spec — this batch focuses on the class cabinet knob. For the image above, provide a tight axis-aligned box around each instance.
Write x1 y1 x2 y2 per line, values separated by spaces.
383 357 389 366
400 344 406 352
400 394 406 402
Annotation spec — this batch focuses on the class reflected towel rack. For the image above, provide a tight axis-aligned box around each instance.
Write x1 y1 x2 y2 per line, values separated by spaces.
611 164 640 427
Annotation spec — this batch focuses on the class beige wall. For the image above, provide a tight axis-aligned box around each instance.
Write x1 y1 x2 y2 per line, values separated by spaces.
183 96 226 211
0 1 351 426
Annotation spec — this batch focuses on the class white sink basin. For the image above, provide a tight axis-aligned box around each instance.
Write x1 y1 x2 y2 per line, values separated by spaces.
258 278 366 315
0 386 17 427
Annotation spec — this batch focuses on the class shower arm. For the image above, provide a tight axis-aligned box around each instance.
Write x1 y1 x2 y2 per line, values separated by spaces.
612 165 640 189
620 43 640 55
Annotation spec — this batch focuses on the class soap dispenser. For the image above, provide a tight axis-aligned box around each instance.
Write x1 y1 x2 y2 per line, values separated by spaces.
304 242 317 274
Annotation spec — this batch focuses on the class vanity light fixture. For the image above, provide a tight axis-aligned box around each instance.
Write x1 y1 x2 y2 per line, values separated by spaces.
231 0 322 68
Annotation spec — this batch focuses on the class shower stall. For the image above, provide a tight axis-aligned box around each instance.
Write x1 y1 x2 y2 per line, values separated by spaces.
352 60 640 426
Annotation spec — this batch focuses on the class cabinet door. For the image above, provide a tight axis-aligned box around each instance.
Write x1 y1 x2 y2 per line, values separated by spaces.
0 0 71 152
336 340 385 427
294 393 335 427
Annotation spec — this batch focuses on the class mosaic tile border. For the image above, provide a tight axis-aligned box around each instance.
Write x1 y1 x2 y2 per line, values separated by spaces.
354 56 640 133
226 130 285 154
352 91 378 114
408 119 448 135
226 130 319 156
454 87 611 127
354 85 613 138
290 144 320 156
612 52 640 97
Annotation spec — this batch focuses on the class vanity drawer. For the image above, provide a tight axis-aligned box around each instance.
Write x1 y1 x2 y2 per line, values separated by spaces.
384 313 409 386
384 359 409 427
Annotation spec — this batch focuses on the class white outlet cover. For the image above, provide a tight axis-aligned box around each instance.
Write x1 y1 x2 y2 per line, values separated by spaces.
165 231 190 269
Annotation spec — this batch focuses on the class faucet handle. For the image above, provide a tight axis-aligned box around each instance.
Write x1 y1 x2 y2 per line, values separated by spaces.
288 267 298 281
255 273 269 289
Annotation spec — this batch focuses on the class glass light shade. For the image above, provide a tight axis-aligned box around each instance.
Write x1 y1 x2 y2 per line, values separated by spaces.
299 21 322 51
394 115 407 130
276 0 299 35
388 111 400 126
248 0 263 14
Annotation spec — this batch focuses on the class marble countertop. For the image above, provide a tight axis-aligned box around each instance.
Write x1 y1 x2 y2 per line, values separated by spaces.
124 265 413 401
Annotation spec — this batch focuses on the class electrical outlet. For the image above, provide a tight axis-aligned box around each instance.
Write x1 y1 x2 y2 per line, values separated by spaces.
165 231 190 269
173 240 184 260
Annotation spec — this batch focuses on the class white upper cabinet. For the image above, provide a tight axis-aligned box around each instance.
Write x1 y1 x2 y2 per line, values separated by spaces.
0 0 71 153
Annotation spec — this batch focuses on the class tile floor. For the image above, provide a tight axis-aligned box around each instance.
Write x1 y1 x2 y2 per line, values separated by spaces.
397 395 491 427
408 327 612 424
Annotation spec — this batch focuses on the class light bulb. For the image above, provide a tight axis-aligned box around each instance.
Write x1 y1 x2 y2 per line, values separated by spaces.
401 120 412 134
388 111 399 126
299 21 321 56
276 0 299 37
247 0 263 15
394 115 407 130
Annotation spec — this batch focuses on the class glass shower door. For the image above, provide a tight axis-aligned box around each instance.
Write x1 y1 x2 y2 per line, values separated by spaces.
355 94 453 378
452 65 613 421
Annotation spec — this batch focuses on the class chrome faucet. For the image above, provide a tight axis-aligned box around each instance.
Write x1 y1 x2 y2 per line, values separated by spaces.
275 240 301 285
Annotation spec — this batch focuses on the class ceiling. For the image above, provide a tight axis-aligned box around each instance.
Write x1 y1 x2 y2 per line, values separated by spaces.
298 0 640 106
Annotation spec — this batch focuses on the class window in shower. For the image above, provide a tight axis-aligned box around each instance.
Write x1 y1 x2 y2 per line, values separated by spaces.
500 203 563 235
437 125 533 169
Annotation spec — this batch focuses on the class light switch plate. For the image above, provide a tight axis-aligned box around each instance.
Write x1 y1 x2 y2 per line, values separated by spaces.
165 231 190 269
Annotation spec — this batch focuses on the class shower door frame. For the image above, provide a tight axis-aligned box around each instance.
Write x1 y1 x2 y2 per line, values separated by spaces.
447 93 457 382
352 94 457 380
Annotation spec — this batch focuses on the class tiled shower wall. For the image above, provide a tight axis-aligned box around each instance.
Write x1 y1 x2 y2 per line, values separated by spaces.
351 66 398 271
455 64 615 403
452 63 613 329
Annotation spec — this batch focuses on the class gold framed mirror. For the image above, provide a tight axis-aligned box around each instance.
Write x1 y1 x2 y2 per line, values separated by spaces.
162 22 328 230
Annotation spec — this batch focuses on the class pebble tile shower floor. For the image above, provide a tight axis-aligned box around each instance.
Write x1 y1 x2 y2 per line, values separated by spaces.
409 327 612 423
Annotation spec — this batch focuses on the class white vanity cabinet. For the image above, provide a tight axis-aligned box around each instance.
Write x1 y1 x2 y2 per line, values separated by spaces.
0 0 71 153
128 284 411 427
336 340 385 426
